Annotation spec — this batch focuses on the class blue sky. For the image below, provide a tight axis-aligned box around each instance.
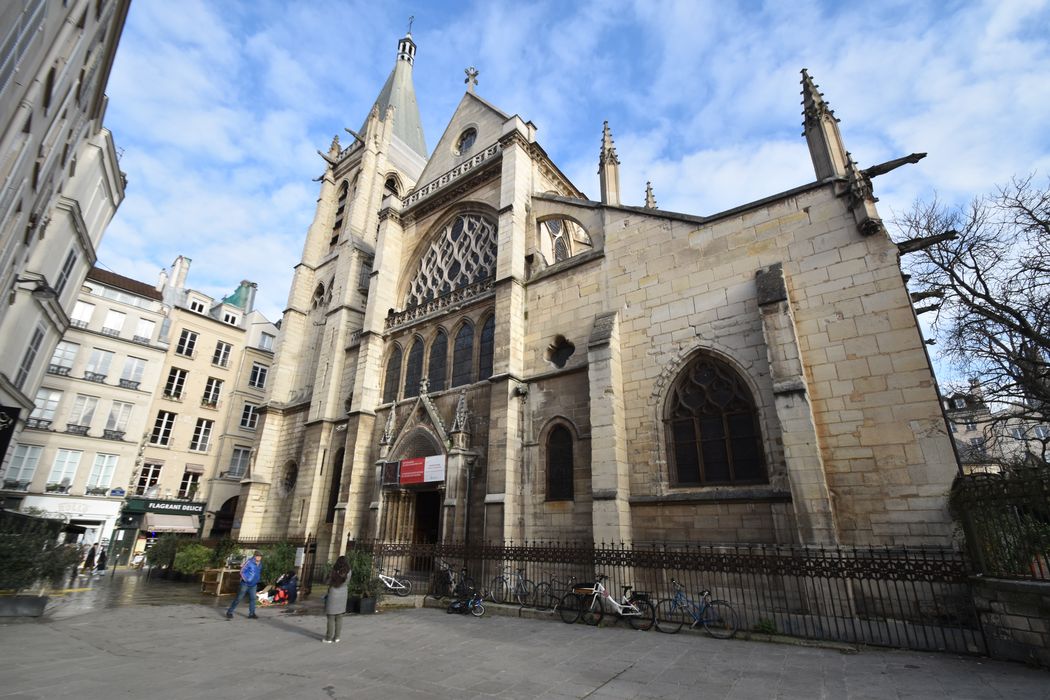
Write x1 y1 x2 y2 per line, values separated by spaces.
99 0 1050 335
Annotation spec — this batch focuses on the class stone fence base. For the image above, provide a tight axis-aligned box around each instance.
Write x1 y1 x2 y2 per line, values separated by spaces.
972 577 1050 668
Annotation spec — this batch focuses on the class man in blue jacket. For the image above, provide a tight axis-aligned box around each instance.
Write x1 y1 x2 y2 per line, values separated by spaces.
225 551 263 619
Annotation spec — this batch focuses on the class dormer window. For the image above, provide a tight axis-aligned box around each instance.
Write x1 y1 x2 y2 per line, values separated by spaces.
223 313 238 326
189 299 206 313
455 128 477 155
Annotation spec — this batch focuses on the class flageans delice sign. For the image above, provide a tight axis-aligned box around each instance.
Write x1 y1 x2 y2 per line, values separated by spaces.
399 455 446 485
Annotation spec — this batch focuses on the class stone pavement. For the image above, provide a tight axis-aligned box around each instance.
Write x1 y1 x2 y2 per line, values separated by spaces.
1 585 1048 700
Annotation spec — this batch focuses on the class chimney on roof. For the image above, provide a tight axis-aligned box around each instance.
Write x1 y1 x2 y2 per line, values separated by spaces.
170 256 192 290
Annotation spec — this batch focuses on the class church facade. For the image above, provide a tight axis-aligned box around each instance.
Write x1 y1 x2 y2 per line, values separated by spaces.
232 33 959 564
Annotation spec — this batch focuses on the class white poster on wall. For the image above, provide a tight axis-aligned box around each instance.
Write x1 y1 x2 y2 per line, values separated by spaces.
423 454 446 482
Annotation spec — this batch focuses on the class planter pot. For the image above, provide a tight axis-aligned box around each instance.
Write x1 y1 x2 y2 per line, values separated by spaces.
346 595 361 614
0 595 49 617
359 596 377 615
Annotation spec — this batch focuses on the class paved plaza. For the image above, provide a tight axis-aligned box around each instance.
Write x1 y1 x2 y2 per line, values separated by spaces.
0 572 1048 699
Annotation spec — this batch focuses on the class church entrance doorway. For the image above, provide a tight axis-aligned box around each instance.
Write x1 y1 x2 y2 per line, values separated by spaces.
413 489 441 544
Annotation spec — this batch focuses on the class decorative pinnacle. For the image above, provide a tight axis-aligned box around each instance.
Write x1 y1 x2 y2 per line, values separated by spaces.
464 66 479 92
599 121 620 166
644 181 657 209
800 68 837 131
328 134 340 156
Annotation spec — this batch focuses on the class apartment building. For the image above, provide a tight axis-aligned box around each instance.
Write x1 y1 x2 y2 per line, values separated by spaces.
944 390 1050 473
131 256 276 548
0 0 129 461
1 267 167 544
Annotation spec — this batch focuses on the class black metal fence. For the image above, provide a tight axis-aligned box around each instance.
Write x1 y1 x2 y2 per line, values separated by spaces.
340 539 984 655
951 466 1050 581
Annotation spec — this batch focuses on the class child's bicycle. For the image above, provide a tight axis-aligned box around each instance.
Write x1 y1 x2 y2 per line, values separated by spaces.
446 588 485 617
654 578 737 638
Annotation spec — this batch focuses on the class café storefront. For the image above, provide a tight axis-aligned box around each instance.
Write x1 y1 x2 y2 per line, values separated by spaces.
111 497 204 566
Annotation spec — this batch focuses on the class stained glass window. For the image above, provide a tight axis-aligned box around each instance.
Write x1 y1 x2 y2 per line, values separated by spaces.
547 425 574 500
383 345 402 403
428 330 448 392
403 337 424 398
405 214 497 308
478 316 495 380
451 323 474 388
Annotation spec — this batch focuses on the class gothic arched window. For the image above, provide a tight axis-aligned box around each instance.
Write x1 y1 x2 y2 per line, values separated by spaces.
325 448 345 524
312 282 326 309
384 175 400 196
478 315 495 380
428 329 448 392
403 337 425 398
665 354 766 486
451 323 474 388
547 425 574 501
383 345 402 404
332 181 349 245
404 213 497 308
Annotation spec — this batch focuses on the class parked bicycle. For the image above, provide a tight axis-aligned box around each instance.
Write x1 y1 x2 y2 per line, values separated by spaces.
654 578 737 638
489 566 534 605
371 567 412 597
562 574 654 630
531 573 578 612
429 559 474 599
446 588 485 617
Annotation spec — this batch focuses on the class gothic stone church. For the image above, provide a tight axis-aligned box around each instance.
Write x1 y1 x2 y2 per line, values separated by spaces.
231 33 958 563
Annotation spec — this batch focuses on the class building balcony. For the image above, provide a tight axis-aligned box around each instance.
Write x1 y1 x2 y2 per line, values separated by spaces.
44 483 71 494
220 469 246 481
83 372 107 383
100 327 121 337
25 418 52 430
162 392 183 402
70 319 89 329
201 399 218 409
2 479 30 491
132 335 152 345
118 379 140 390
85 486 111 496
65 424 90 436
174 350 196 359
47 364 71 376
102 429 126 441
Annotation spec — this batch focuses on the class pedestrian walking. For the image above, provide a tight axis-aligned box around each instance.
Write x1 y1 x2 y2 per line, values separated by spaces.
94 547 108 575
322 555 350 643
82 543 97 574
225 551 263 619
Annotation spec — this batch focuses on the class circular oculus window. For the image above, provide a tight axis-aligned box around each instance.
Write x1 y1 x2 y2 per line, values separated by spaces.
454 128 477 155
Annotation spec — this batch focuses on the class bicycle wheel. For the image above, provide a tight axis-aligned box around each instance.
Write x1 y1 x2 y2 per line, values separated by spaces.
514 579 535 606
532 582 554 611
701 600 738 639
393 576 412 597
471 602 485 617
558 592 581 624
581 596 604 626
627 598 655 631
490 577 509 604
429 573 450 599
655 599 686 634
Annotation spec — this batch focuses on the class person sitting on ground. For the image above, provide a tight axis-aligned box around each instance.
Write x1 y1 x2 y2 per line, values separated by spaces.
274 570 299 604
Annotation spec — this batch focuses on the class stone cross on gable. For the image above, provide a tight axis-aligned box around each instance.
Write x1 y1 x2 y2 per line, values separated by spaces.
464 66 479 92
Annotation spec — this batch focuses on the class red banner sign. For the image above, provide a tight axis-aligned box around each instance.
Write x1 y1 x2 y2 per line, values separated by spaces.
399 457 425 485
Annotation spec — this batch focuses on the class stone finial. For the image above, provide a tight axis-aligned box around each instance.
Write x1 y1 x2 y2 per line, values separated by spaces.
644 181 657 209
419 376 429 395
800 69 849 181
450 390 470 433
381 406 397 445
328 134 340 156
599 121 620 166
800 68 837 130
464 66 479 93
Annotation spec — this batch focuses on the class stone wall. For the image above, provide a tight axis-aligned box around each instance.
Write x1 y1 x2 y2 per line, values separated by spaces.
972 578 1050 668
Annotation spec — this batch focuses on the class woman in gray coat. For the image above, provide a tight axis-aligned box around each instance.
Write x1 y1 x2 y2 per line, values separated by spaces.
323 556 350 643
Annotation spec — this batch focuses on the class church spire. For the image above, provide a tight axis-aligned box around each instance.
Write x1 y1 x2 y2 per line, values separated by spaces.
801 69 848 181
598 121 621 206
644 181 657 209
361 32 427 158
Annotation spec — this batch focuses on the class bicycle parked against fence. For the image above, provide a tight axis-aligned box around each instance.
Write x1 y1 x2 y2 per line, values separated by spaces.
654 578 737 638
429 559 475 599
560 574 655 630
531 573 578 612
372 567 412 597
446 588 485 617
489 566 534 605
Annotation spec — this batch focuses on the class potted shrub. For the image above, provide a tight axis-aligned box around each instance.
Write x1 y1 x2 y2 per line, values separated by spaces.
0 512 81 616
346 549 375 614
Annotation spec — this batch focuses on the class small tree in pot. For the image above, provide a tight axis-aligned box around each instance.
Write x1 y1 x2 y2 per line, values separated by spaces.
346 549 375 614
0 512 81 616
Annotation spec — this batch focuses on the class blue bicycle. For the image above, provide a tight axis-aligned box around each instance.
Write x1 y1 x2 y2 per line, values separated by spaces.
655 579 737 637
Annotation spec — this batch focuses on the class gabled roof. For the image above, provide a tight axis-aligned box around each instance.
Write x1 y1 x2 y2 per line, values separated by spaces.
413 91 510 188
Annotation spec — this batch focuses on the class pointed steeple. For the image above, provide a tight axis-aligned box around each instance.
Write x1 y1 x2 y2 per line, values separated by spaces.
598 121 621 206
362 33 427 158
801 69 848 181
644 181 657 209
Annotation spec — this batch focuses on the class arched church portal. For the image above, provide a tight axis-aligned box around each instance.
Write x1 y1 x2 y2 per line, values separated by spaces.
384 428 446 543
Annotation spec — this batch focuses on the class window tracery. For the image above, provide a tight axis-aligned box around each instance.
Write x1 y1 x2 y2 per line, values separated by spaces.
405 213 497 309
383 345 402 403
538 218 592 265
403 337 424 398
665 354 766 486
